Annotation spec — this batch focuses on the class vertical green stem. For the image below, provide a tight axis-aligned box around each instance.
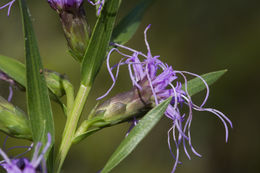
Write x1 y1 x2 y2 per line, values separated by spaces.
54 84 91 173
63 80 75 115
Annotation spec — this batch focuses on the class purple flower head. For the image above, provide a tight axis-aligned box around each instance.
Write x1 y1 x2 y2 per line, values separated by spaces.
0 133 52 173
48 0 83 12
98 25 233 172
0 0 16 16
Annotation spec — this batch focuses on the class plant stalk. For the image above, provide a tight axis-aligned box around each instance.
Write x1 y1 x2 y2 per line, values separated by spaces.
54 84 90 173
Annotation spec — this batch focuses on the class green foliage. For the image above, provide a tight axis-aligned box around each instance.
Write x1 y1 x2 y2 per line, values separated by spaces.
19 0 54 153
112 0 154 44
0 55 69 114
0 55 26 87
81 0 121 86
183 69 227 96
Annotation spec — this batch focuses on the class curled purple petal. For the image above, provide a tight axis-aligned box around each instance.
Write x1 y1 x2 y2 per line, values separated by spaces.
0 0 16 16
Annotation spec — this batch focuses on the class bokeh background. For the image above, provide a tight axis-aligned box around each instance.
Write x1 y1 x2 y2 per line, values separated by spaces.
0 0 259 172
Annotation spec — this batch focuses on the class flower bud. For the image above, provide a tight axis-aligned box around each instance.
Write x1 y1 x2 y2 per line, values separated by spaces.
93 86 153 126
48 0 90 62
73 87 153 143
44 69 67 98
0 96 32 140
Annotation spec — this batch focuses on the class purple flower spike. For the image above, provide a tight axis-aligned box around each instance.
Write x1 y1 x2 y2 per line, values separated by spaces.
0 0 15 16
0 133 52 173
99 25 232 172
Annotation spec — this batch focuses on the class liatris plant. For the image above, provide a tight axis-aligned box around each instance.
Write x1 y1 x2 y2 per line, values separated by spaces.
0 0 232 173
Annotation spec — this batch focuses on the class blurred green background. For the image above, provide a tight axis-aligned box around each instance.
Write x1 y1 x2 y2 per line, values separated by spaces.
0 0 259 172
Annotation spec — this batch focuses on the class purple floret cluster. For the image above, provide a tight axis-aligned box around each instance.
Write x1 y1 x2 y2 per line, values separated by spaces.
0 134 51 173
1 0 104 16
48 0 83 11
98 25 233 172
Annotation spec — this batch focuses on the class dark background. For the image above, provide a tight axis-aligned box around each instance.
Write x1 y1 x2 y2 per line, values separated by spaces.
0 0 259 172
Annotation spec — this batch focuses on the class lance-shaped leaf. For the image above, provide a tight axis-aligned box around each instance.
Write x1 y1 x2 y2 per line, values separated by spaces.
111 0 154 44
81 0 121 86
0 55 26 86
0 55 69 114
183 69 227 96
100 97 171 173
19 0 54 148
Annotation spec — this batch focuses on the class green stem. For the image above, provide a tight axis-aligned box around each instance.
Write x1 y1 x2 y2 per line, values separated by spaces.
63 80 75 115
54 84 91 173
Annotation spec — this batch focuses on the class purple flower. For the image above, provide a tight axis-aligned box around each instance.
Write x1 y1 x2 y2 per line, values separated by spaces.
0 0 16 16
48 0 104 14
48 0 83 11
0 133 51 173
98 25 233 172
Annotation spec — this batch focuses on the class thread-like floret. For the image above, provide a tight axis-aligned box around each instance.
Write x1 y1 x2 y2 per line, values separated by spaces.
0 133 52 173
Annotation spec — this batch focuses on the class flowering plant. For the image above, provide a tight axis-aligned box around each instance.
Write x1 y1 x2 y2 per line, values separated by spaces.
0 0 232 173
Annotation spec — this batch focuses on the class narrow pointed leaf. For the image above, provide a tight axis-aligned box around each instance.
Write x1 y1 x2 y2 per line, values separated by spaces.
0 55 26 86
101 97 171 173
0 55 67 114
81 0 120 86
19 0 54 147
184 69 227 96
111 0 154 44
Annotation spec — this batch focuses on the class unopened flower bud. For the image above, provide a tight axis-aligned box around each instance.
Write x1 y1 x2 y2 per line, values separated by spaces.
73 86 153 143
44 69 69 98
48 0 90 61
93 85 153 127
0 96 32 140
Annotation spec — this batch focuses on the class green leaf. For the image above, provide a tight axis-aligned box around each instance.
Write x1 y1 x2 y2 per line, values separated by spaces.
0 55 67 114
73 127 101 144
0 55 26 86
111 0 154 44
19 0 54 148
184 69 227 96
100 97 171 173
81 0 121 86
